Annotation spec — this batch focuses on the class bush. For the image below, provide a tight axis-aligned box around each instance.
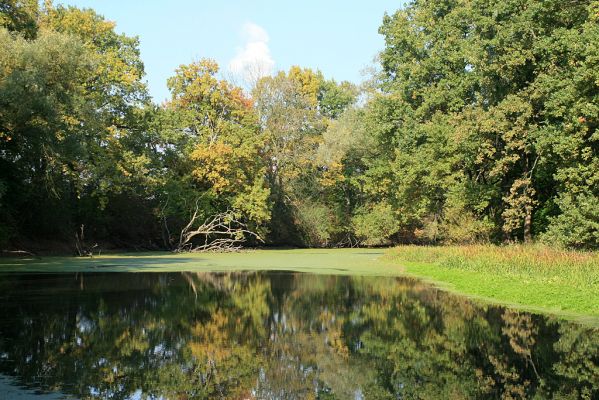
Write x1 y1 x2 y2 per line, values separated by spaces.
352 203 400 246
542 193 599 249
294 200 336 247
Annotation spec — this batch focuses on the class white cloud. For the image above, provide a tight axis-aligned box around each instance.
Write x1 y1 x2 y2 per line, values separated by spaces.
228 22 274 86
243 22 270 44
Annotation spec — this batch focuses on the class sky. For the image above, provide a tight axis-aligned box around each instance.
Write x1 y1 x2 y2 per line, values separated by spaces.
56 0 405 102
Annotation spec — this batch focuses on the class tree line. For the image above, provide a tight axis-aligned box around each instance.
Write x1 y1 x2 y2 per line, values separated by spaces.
0 0 597 252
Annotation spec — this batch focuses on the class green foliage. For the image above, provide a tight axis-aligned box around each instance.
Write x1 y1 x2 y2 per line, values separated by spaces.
0 27 92 238
318 79 357 119
42 3 148 109
427 183 496 244
252 66 357 246
0 4 152 249
0 0 597 250
542 192 599 249
0 179 12 246
0 0 38 39
328 0 599 248
352 203 400 246
293 200 336 247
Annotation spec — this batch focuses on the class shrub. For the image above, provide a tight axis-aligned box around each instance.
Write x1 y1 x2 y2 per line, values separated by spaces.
352 203 400 246
294 200 335 247
542 193 599 249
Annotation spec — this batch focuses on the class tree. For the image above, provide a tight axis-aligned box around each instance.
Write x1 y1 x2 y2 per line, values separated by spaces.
252 67 324 244
252 67 358 246
0 0 38 39
0 27 93 242
0 2 154 250
160 59 270 249
367 0 599 247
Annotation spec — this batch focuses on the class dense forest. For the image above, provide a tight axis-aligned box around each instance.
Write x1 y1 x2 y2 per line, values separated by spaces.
0 0 597 252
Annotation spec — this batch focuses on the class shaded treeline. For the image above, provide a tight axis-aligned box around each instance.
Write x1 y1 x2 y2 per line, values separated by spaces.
0 0 597 251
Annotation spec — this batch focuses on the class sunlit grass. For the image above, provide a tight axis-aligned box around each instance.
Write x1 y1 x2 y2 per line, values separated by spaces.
386 244 599 319
387 244 599 288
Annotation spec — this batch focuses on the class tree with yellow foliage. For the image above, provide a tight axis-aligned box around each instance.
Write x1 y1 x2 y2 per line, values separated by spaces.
161 59 270 250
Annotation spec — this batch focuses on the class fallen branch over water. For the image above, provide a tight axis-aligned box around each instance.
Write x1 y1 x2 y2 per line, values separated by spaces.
176 205 261 252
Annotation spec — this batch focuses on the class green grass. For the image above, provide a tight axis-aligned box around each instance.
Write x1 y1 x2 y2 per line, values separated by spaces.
386 245 599 323
1 246 598 323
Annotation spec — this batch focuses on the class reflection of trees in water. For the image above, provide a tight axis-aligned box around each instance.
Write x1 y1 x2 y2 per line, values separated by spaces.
0 272 597 399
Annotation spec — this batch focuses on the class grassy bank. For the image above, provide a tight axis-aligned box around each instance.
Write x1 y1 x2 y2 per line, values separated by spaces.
386 245 599 320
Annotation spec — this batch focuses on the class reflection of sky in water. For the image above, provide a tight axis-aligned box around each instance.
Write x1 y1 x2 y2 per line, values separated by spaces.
0 375 68 399
77 314 93 333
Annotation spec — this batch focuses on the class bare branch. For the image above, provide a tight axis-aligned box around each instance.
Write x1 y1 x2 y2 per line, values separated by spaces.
74 224 99 257
175 204 262 252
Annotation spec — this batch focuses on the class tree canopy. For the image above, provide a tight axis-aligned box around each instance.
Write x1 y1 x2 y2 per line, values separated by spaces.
0 0 597 251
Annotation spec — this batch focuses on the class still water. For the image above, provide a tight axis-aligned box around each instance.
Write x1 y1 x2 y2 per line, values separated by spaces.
0 271 597 399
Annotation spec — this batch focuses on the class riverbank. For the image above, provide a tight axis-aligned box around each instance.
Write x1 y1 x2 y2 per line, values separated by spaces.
1 246 598 322
386 245 599 321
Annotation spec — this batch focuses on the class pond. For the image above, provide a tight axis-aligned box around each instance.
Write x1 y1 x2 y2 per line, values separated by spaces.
0 271 597 399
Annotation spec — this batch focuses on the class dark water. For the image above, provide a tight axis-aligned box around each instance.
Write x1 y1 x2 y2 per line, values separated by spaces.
0 272 597 399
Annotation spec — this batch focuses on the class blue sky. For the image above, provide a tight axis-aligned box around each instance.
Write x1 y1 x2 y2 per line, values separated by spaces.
56 1 405 102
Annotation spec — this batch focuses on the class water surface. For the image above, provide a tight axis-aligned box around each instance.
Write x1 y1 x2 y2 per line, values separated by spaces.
0 272 597 399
